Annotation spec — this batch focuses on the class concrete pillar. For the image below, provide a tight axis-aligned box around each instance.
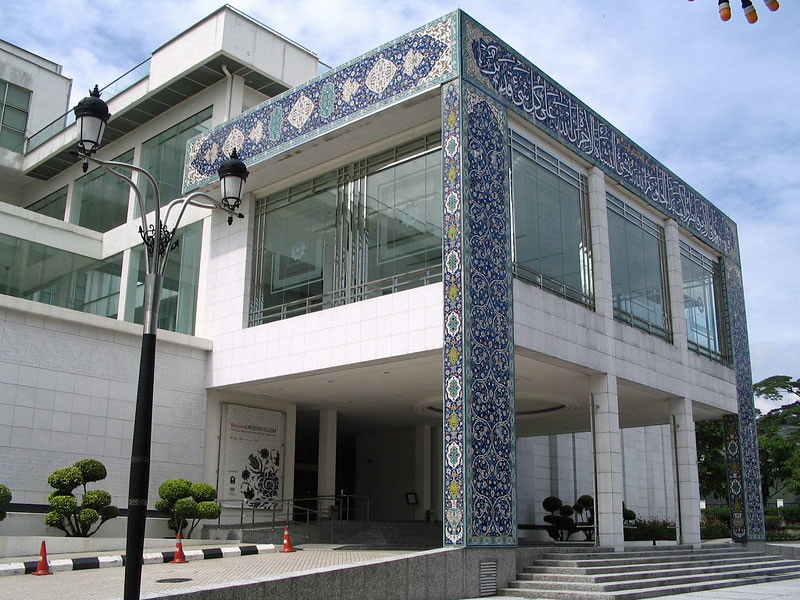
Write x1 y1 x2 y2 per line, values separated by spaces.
318 409 337 517
587 167 613 323
670 396 701 547
590 373 624 551
415 425 432 521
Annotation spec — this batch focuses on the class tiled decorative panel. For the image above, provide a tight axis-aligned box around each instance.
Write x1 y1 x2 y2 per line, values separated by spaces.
442 78 466 546
183 13 458 193
460 14 737 261
723 414 747 541
463 83 516 546
724 260 765 540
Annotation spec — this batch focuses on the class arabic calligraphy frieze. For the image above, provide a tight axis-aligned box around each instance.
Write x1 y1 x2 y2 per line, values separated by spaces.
183 14 457 193
461 16 737 260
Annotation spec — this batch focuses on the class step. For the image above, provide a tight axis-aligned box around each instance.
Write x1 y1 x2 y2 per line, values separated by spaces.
534 550 762 568
525 554 776 576
521 558 800 583
498 570 800 599
542 547 752 561
511 562 800 592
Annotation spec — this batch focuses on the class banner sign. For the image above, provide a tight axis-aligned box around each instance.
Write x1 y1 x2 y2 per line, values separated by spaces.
221 405 284 508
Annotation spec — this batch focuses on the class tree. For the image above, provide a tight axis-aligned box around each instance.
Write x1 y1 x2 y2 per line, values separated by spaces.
155 479 221 539
44 459 119 537
753 376 800 403
695 420 728 500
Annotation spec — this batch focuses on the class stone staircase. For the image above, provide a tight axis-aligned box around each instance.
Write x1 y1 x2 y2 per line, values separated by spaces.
334 521 443 550
500 544 800 599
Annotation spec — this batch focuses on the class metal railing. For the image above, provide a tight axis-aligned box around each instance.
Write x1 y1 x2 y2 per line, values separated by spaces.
248 265 442 326
24 58 151 154
237 493 370 541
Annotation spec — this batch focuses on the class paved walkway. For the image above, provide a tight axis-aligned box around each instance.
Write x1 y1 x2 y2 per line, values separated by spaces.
5 541 799 599
2 544 411 599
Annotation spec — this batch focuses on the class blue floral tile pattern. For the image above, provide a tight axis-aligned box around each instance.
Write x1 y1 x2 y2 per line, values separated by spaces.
463 84 516 546
461 14 737 261
723 414 746 541
442 79 465 546
183 14 457 193
724 260 765 540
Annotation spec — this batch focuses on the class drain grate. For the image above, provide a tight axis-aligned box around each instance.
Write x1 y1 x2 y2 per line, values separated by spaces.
479 560 497 597
156 578 193 583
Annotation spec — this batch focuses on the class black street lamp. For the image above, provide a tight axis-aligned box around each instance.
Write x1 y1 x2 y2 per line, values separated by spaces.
73 86 248 600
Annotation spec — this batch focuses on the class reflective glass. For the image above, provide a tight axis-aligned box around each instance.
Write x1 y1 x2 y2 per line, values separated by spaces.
125 221 203 334
26 186 68 220
365 151 442 288
0 79 30 152
681 242 726 361
511 137 591 304
608 195 669 338
71 149 134 232
140 107 212 211
249 134 442 324
0 232 121 317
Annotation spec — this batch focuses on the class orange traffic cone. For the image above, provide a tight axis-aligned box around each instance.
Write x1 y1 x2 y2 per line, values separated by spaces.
31 540 53 575
171 532 188 563
280 525 296 553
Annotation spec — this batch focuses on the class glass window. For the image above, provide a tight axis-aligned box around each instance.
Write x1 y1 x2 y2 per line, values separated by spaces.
139 107 213 210
71 149 134 232
511 132 592 305
249 133 442 325
607 193 671 340
681 241 729 363
125 221 203 334
0 232 122 318
0 79 32 153
26 186 68 220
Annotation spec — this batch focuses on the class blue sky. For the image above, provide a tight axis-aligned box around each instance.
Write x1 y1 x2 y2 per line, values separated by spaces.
3 1 798 411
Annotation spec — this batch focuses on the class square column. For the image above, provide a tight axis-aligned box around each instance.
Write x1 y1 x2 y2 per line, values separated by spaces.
590 373 624 551
442 79 516 546
318 409 337 517
670 396 701 547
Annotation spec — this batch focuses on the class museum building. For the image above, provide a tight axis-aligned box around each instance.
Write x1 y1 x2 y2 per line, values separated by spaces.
0 6 763 554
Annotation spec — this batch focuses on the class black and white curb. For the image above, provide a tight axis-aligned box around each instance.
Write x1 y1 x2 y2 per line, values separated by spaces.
0 544 277 576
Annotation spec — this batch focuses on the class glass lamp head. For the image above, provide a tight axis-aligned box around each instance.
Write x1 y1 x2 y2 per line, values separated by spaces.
74 85 110 155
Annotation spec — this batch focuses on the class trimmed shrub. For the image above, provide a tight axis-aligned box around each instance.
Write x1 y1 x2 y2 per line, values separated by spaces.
764 515 783 531
625 518 677 541
542 496 563 513
44 459 117 537
156 479 221 539
0 483 11 522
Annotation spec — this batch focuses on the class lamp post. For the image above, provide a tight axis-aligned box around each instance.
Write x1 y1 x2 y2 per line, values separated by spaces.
73 86 249 600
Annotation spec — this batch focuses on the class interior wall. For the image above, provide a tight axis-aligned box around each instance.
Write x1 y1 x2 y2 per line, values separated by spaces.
355 428 415 521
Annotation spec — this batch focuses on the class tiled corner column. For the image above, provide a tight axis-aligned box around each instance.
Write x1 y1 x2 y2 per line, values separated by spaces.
441 79 516 546
670 396 701 546
723 260 765 542
587 167 624 551
590 373 625 551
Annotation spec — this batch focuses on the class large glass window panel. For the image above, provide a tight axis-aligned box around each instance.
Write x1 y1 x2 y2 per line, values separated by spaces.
0 232 121 317
511 133 592 305
125 221 202 334
608 194 670 339
71 149 134 232
249 133 442 325
26 186 68 220
681 241 728 362
139 107 212 210
0 79 31 153
365 150 442 290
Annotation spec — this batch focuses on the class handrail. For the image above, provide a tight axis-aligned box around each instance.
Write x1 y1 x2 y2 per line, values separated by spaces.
238 493 370 532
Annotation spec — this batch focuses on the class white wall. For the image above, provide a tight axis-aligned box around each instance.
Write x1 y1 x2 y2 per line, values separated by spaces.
0 296 210 508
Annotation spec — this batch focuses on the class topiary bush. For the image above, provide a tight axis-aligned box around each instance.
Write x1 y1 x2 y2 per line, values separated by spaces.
156 478 221 539
542 496 577 541
573 495 595 541
44 459 118 537
0 483 11 522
